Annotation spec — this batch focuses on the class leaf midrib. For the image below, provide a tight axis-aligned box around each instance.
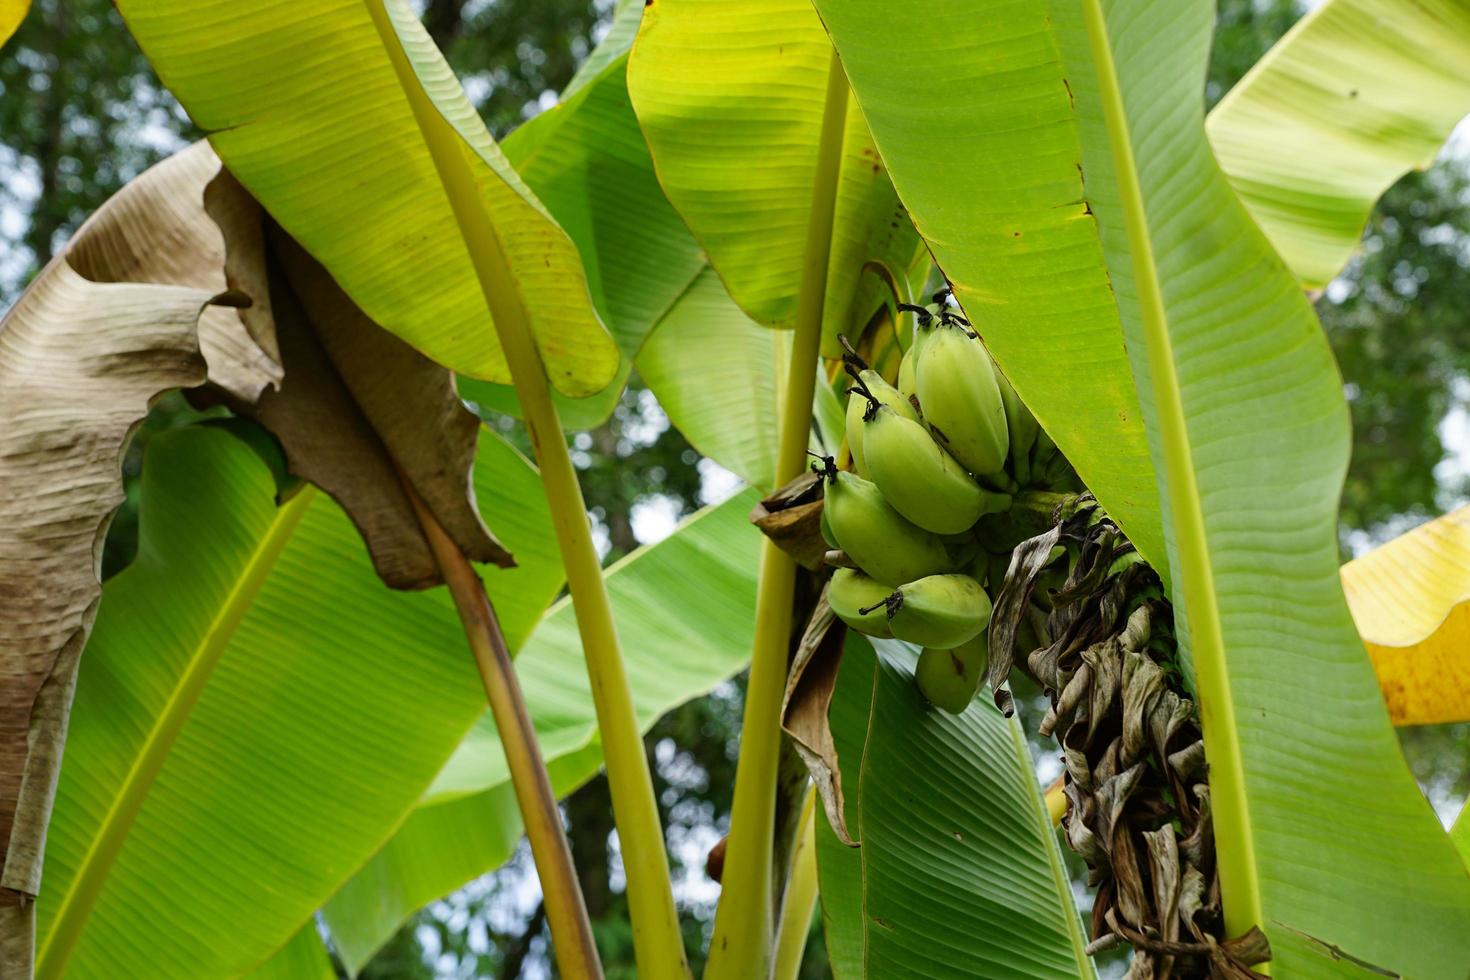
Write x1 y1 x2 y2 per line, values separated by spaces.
1077 0 1263 945
37 487 316 978
1008 717 1093 977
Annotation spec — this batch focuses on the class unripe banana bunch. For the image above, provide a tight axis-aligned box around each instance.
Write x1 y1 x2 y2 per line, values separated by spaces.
893 288 1059 491
819 288 1077 713
813 450 994 715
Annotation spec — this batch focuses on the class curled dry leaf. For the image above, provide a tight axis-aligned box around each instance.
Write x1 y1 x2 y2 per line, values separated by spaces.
0 142 277 961
990 507 1269 979
216 226 510 588
780 595 855 846
749 469 828 572
0 136 511 968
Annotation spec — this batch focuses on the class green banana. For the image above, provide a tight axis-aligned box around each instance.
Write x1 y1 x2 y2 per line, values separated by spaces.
914 325 1010 480
821 467 954 586
862 405 1005 535
915 632 989 714
844 370 915 478
874 572 992 648
828 567 895 638
898 319 931 406
990 357 1038 486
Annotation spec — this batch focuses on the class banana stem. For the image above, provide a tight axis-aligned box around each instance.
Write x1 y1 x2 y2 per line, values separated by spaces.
364 4 688 974
404 484 603 980
772 790 819 980
704 47 849 980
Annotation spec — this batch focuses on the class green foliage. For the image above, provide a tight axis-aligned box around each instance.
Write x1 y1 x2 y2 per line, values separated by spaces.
817 637 1091 979
12 0 1470 976
39 424 563 977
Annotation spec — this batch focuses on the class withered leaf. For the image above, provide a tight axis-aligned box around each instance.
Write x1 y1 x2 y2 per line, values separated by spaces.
227 227 510 589
0 142 278 968
780 594 856 845
750 469 828 572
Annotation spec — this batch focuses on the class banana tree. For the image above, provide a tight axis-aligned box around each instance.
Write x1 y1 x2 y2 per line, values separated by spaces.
3 0 1470 977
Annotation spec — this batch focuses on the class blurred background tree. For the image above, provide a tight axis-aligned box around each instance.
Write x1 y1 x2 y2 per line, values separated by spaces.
2 0 1466 976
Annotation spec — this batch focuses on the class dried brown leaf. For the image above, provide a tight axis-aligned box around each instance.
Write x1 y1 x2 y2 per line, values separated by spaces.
751 470 828 571
226 227 509 589
0 143 276 952
780 595 855 845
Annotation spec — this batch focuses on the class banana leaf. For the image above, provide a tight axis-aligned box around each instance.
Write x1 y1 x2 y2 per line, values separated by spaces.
0 0 26 47
1341 505 1470 726
36 425 562 979
322 489 763 970
1207 0 1470 289
816 636 1093 979
816 0 1470 974
115 0 617 394
244 924 335 980
627 0 922 354
462 33 706 427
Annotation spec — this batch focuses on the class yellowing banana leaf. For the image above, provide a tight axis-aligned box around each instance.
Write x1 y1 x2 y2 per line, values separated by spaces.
115 0 617 395
816 637 1092 979
627 0 922 355
1341 505 1470 726
817 0 1470 974
322 490 763 970
0 0 27 48
1208 0 1470 289
35 425 562 979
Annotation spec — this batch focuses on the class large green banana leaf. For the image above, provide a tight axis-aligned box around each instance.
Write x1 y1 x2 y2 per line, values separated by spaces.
1208 0 1470 289
461 34 706 428
244 924 335 980
467 6 798 454
808 0 1167 570
36 425 562 979
817 637 1091 979
638 268 786 491
322 490 763 970
816 0 1470 974
627 0 922 355
114 0 617 395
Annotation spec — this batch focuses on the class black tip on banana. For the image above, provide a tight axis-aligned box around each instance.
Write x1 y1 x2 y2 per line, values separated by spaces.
857 590 903 619
837 334 872 385
808 451 838 483
845 374 882 422
896 302 933 327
